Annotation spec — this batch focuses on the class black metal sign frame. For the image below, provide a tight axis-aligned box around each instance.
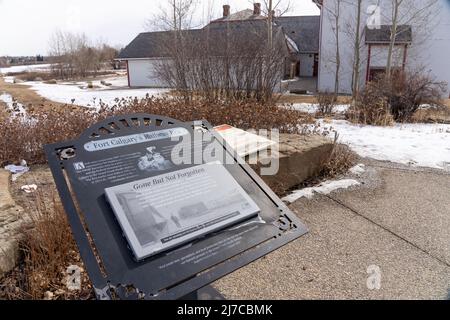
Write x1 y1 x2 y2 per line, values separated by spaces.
44 113 307 300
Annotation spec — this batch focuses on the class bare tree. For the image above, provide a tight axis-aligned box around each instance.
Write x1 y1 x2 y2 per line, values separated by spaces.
145 0 198 31
48 30 66 79
48 30 117 79
324 0 343 95
260 0 292 17
351 0 363 99
260 0 292 47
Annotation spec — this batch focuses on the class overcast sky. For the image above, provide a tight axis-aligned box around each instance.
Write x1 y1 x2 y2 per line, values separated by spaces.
0 0 320 56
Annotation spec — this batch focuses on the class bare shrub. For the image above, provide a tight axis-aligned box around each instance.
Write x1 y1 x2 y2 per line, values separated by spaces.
316 91 337 116
386 70 446 122
0 96 312 166
319 134 357 179
346 80 394 126
0 106 102 166
348 69 446 124
154 21 287 104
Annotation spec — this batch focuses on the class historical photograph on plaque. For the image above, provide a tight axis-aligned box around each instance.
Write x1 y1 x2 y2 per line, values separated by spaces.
105 161 260 260
137 146 173 173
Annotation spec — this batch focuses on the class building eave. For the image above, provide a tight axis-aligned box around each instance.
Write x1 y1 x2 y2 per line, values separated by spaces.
365 41 412 45
312 0 323 8
115 57 170 61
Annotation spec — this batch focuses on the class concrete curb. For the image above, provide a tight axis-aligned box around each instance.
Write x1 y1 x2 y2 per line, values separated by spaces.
252 134 333 195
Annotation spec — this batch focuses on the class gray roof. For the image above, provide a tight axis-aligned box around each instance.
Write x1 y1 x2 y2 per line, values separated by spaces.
118 10 324 59
118 20 290 59
203 20 289 55
365 25 412 44
275 16 320 53
118 30 201 59
211 9 266 22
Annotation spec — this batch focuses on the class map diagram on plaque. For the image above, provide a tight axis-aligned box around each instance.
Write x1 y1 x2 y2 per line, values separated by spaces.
105 161 260 260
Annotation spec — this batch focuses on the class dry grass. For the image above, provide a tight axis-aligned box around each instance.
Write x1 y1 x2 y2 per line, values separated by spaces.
346 105 394 126
411 106 450 123
11 71 55 82
346 81 394 126
0 184 92 300
21 193 90 299
316 91 337 116
0 77 68 113
319 137 358 179
0 100 8 119
277 94 351 105
10 71 117 83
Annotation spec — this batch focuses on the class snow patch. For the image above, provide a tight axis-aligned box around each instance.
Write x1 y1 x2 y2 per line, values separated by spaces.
282 179 360 204
321 120 450 170
286 103 350 114
3 76 14 83
0 64 52 75
19 79 169 108
0 92 27 117
349 164 366 176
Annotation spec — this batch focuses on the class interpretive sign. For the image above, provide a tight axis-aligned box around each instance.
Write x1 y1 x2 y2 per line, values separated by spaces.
105 161 260 260
44 114 307 300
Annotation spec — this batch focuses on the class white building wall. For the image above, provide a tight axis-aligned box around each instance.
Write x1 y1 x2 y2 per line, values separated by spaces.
318 0 450 96
127 59 167 87
425 0 450 96
370 46 404 68
318 0 363 94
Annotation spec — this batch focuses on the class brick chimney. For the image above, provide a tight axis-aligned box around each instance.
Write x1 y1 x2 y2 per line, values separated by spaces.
223 5 230 17
253 3 261 15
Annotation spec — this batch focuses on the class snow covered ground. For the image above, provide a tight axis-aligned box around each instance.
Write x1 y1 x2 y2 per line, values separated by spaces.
283 119 450 203
0 92 27 118
285 103 350 114
1 65 167 107
0 63 52 74
17 77 170 107
283 179 360 204
320 120 450 170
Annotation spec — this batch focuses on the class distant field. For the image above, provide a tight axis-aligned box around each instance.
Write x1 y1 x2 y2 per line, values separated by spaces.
0 63 52 75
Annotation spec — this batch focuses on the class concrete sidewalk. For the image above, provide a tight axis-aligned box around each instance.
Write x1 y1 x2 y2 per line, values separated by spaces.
215 160 450 299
